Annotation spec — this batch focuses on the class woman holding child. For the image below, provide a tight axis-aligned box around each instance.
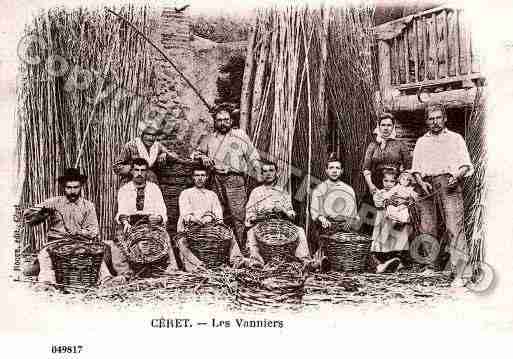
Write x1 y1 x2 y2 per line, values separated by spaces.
362 113 414 273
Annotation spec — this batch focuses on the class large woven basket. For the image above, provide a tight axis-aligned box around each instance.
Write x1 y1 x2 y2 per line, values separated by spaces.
184 222 233 268
123 223 170 264
254 219 298 263
322 232 372 272
47 241 105 287
235 261 306 307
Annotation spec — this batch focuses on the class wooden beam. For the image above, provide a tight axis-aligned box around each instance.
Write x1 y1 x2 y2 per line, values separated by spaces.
423 16 428 81
414 18 419 82
396 73 483 91
443 10 449 78
404 30 409 83
378 40 392 94
455 9 461 75
381 87 482 112
432 13 438 80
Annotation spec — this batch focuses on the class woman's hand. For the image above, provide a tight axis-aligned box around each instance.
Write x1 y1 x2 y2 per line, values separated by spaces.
286 210 296 220
122 220 132 234
419 180 432 195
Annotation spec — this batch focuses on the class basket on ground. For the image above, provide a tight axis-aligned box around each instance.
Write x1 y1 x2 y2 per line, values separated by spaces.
123 223 170 264
47 240 105 287
183 221 233 268
235 261 306 307
254 219 298 263
321 232 371 272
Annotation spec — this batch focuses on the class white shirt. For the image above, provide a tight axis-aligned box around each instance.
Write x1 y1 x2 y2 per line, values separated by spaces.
115 181 167 224
412 128 474 179
177 187 223 232
198 128 260 175
245 184 294 227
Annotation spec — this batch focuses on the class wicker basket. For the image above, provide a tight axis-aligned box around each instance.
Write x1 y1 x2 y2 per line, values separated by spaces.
254 219 299 263
322 232 372 272
47 241 105 287
235 262 306 307
123 223 170 264
183 222 233 268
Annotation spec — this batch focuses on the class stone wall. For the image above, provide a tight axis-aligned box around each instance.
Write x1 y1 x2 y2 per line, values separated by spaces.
151 8 246 157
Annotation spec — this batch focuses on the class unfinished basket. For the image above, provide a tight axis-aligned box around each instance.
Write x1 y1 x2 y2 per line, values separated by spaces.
123 223 170 264
322 232 372 272
235 262 306 307
254 219 298 263
47 241 105 288
184 222 233 268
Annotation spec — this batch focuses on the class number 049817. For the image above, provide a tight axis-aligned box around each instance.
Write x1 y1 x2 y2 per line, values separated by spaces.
51 345 83 354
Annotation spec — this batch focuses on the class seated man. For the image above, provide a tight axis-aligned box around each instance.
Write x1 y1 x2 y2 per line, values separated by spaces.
175 165 245 271
245 160 315 268
23 168 110 286
310 153 359 262
106 158 180 283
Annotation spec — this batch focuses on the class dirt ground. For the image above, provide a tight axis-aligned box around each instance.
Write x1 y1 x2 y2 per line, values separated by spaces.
17 269 458 311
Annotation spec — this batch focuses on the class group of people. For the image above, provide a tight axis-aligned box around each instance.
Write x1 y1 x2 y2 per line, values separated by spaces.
363 104 473 287
23 101 473 289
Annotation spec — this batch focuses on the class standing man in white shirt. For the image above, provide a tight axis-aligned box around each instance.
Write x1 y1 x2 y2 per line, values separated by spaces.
175 165 245 271
411 103 473 287
105 158 180 283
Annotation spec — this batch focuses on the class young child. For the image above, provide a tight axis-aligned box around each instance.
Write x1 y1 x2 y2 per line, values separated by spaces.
370 169 412 273
383 171 418 224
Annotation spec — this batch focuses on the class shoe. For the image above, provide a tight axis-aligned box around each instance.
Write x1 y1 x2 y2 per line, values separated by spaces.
376 257 400 274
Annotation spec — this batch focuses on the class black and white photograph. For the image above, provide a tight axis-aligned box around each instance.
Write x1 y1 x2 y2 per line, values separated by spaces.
1 0 512 357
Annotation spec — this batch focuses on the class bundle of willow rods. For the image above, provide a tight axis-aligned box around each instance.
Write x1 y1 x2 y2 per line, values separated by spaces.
17 6 157 251
241 5 376 231
463 87 486 271
325 6 376 201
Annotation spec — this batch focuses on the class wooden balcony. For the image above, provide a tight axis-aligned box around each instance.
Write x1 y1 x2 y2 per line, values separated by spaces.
374 5 485 111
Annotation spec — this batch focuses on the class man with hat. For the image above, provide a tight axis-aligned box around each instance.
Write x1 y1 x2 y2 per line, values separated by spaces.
193 103 261 251
113 107 172 185
23 168 107 284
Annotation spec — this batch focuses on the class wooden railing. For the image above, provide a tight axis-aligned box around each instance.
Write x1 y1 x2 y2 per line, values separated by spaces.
375 5 482 95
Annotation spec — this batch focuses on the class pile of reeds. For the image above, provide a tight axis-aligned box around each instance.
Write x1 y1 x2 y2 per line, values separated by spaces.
240 4 376 230
463 87 486 271
17 5 158 252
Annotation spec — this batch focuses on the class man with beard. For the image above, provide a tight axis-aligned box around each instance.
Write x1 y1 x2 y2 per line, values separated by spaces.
23 168 106 284
310 153 359 267
245 161 317 268
412 103 473 287
174 165 245 271
106 158 179 282
193 103 260 251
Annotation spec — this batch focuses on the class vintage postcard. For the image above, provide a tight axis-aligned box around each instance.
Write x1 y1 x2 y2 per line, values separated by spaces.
1 0 512 356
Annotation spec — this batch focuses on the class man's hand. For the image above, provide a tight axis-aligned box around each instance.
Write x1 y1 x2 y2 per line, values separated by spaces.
200 214 215 224
286 210 296 220
122 220 132 234
148 214 162 225
247 214 257 226
318 215 331 229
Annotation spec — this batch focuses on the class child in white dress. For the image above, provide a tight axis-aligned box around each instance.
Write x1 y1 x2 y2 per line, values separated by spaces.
383 171 418 224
